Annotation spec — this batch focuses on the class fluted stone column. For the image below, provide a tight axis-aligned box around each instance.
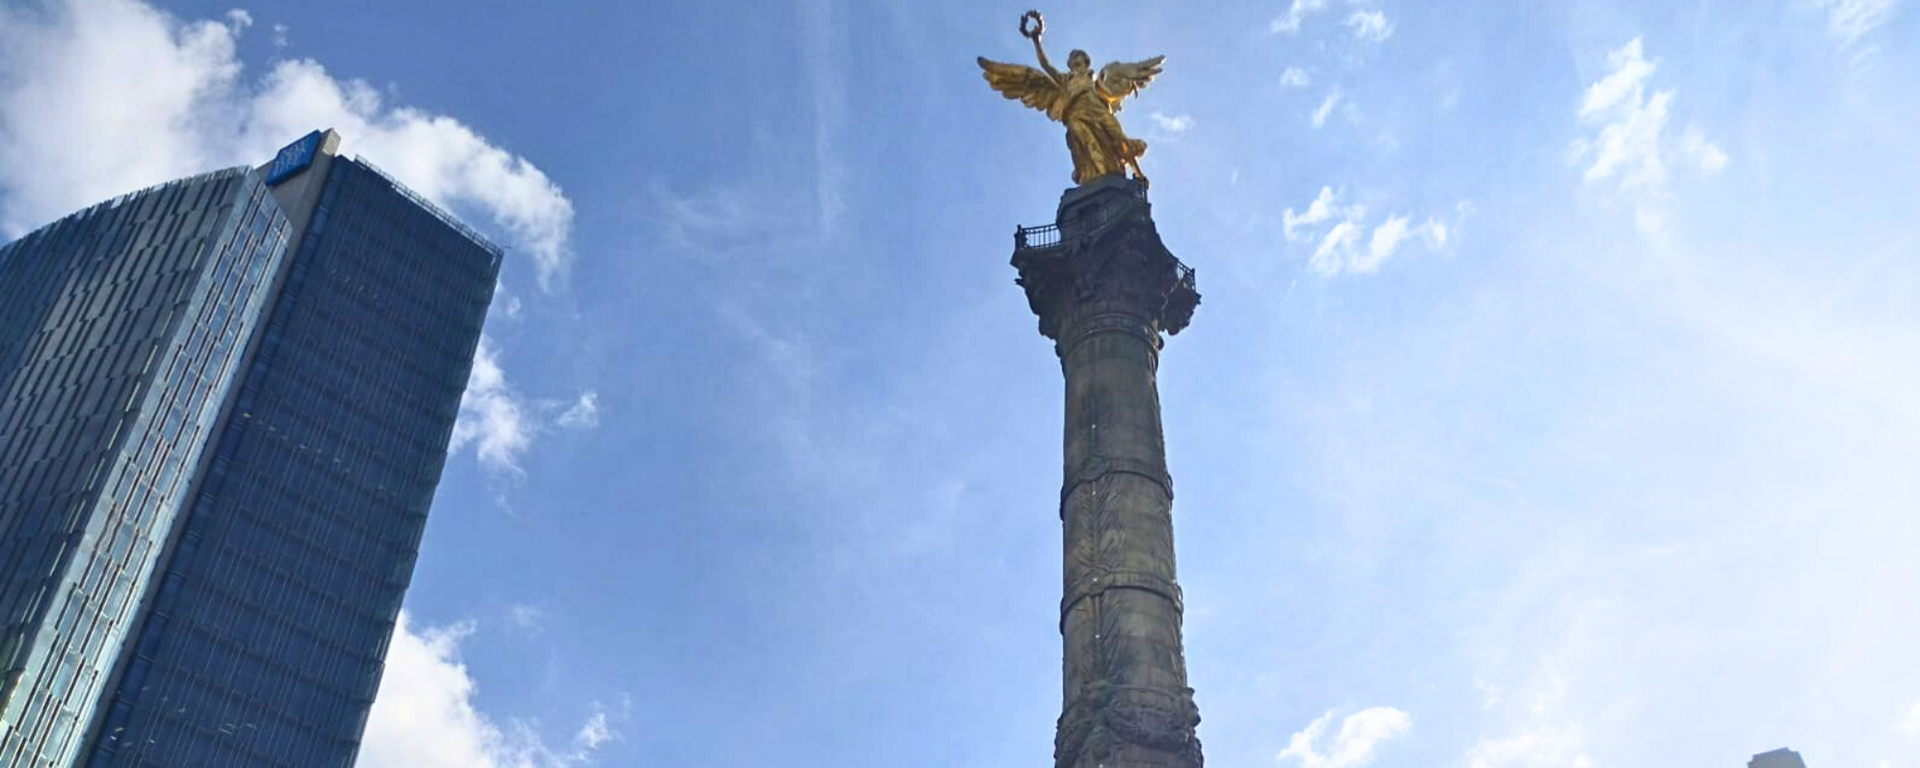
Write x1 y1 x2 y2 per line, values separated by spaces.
1011 175 1202 768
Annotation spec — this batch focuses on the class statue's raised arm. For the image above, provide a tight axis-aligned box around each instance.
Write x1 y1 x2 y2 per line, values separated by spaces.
977 11 1068 120
975 11 1169 187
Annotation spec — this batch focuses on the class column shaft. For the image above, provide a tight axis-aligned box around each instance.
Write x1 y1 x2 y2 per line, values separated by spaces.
1053 307 1199 768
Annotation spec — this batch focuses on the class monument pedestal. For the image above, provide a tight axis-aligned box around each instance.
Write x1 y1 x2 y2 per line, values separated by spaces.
1011 175 1202 768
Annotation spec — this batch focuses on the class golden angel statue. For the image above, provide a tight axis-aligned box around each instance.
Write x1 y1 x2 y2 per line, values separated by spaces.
977 11 1167 187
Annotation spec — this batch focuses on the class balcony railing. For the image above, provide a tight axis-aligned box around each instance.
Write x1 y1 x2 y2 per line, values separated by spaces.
1015 222 1061 250
1016 200 1146 252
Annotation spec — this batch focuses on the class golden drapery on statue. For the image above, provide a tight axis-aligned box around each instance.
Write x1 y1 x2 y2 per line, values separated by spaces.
977 11 1167 187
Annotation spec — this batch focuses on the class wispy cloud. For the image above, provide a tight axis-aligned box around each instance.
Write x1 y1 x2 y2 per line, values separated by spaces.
1281 66 1313 88
0 0 576 289
1284 186 1361 241
1899 699 1920 734
574 711 615 751
1366 213 1448 268
1312 219 1365 273
650 180 812 259
358 613 621 768
1150 111 1195 133
452 336 535 480
1677 126 1728 173
1312 86 1345 128
1277 707 1412 768
796 0 846 236
572 706 618 752
1367 214 1414 263
1272 0 1333 34
1272 0 1393 43
1812 0 1901 51
448 339 599 491
1345 10 1394 42
1568 37 1726 235
556 391 601 430
1284 187 1461 276
505 604 547 634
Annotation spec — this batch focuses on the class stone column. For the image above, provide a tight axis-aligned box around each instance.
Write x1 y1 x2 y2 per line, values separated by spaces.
1011 176 1202 768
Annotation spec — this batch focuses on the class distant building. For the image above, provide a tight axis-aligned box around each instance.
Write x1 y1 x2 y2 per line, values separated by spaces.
0 129 500 768
1751 747 1809 768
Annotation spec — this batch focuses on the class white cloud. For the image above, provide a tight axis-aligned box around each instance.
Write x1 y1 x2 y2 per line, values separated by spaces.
1277 707 1412 768
1272 0 1332 33
1313 87 1345 128
556 391 600 430
1366 214 1412 270
1150 111 1194 133
358 613 617 768
0 0 575 289
270 22 288 48
1281 67 1313 88
1569 37 1726 235
451 336 534 478
1812 0 1900 49
247 61 576 289
1345 10 1394 42
1286 187 1461 275
1475 677 1505 710
1283 186 1360 241
1464 726 1593 768
574 712 614 751
1679 126 1729 173
1312 220 1366 275
1578 37 1656 118
1273 0 1386 38
1899 699 1920 734
449 340 596 485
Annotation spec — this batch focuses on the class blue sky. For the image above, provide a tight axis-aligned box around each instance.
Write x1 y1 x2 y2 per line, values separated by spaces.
2 0 1918 766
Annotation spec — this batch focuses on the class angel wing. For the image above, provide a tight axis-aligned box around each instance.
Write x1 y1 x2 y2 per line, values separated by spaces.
1097 55 1167 108
978 57 1068 121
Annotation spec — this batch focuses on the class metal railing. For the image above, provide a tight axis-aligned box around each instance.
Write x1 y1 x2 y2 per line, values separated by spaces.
1015 222 1061 250
1016 200 1141 251
353 157 506 258
1014 180 1150 252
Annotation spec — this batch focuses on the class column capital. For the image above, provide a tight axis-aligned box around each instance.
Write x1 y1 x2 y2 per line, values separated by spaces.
1011 177 1200 346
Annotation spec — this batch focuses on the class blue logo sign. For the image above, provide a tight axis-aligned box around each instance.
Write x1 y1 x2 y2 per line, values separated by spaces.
264 130 323 185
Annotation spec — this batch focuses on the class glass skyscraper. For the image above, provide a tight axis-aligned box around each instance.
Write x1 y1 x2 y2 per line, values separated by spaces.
0 168 294 767
0 129 501 768
1750 748 1810 768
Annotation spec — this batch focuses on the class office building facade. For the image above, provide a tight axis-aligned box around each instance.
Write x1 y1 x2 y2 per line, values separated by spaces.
0 130 501 768
0 168 295 767
1750 748 1808 768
